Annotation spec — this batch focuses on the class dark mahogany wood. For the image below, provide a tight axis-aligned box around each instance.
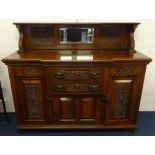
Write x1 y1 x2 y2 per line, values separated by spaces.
2 23 152 130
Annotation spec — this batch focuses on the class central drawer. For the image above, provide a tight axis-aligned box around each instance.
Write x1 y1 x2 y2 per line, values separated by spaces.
50 68 101 83
54 70 100 81
46 67 103 95
52 83 101 94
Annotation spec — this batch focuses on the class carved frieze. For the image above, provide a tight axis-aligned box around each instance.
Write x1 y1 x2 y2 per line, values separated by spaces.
113 67 135 76
17 67 42 77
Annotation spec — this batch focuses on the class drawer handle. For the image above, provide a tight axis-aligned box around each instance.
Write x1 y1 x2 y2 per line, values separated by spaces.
89 85 99 92
55 85 65 92
54 72 64 79
89 72 99 78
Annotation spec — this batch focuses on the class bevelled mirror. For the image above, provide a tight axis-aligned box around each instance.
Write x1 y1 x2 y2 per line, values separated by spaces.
60 27 94 43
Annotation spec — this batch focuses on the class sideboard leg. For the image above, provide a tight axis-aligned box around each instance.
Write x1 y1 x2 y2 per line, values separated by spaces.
17 129 24 134
130 129 136 133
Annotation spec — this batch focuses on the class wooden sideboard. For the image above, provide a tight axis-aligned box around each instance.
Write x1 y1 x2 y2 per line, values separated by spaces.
2 23 152 130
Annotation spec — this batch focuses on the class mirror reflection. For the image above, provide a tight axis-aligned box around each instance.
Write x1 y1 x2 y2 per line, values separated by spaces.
60 55 93 61
60 27 94 43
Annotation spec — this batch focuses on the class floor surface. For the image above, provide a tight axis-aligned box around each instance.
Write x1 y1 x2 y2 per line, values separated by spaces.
0 112 155 136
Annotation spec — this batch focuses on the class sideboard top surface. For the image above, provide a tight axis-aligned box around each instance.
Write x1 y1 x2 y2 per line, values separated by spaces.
2 50 152 64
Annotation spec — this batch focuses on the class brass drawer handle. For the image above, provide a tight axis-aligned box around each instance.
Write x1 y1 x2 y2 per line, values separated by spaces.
54 72 64 79
89 85 99 92
55 85 65 92
89 72 99 78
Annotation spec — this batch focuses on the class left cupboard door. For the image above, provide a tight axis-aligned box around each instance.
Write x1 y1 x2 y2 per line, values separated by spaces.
15 78 48 125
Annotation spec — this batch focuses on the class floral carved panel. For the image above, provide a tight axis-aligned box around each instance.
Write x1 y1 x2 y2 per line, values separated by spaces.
114 80 132 119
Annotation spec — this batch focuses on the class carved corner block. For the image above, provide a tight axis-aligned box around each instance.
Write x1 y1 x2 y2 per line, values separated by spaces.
17 49 24 53
129 24 138 52
16 25 25 53
112 67 135 77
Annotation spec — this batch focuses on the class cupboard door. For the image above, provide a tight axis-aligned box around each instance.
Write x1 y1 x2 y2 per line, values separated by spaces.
105 67 143 125
78 97 100 124
15 79 47 125
51 96 101 124
52 97 77 124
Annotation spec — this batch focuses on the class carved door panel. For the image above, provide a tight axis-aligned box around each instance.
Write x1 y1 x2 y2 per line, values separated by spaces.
52 97 77 124
16 79 47 125
105 76 139 126
78 97 100 124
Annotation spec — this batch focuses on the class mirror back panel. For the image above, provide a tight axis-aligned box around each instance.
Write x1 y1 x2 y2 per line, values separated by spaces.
15 23 139 52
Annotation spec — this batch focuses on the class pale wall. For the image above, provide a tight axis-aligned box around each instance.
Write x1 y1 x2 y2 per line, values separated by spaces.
0 19 154 112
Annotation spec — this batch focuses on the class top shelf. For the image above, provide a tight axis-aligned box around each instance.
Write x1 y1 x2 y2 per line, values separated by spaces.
14 23 140 54
13 22 140 25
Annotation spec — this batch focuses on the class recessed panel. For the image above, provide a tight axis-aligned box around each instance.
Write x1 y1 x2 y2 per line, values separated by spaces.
29 26 53 43
79 98 96 121
114 80 132 119
22 80 44 120
59 98 75 120
99 26 129 49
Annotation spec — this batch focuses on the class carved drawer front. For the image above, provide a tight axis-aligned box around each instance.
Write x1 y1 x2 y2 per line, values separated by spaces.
111 66 137 77
54 70 100 80
50 83 101 94
47 67 102 83
14 66 42 77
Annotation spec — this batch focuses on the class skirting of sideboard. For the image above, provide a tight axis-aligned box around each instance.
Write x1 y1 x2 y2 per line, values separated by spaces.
17 124 137 130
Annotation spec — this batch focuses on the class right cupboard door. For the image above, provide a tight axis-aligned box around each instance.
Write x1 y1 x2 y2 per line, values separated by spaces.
104 65 145 127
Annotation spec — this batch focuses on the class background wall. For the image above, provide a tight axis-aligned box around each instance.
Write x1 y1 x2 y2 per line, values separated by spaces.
0 19 154 112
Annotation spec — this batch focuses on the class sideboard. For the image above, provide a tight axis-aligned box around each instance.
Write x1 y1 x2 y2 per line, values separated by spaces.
2 23 152 130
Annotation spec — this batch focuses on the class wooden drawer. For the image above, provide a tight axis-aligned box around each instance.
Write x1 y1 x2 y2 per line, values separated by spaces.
49 83 102 95
53 70 100 81
46 67 102 83
14 66 42 77
46 67 103 95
